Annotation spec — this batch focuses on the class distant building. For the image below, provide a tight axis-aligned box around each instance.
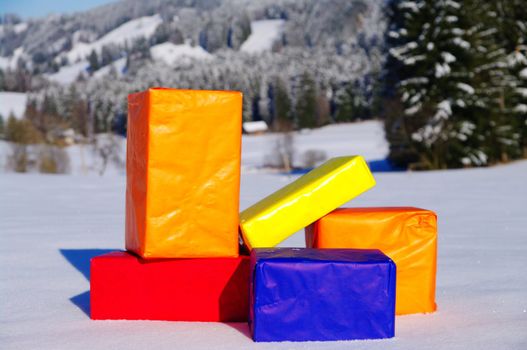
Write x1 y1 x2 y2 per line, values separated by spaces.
243 121 268 134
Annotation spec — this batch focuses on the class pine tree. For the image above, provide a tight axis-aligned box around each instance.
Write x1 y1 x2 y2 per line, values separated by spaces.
334 81 369 122
273 78 293 131
88 49 100 73
334 83 356 122
295 72 317 129
384 0 479 168
498 0 527 156
384 0 527 168
0 114 4 139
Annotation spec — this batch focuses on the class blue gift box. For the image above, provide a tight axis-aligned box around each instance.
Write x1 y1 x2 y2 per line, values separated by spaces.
249 248 396 342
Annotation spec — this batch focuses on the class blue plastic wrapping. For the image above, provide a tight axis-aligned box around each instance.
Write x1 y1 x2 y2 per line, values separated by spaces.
250 248 396 342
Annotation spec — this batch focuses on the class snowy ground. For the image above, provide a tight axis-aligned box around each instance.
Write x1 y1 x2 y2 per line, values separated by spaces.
1 157 526 349
240 19 285 53
0 120 388 175
0 92 27 119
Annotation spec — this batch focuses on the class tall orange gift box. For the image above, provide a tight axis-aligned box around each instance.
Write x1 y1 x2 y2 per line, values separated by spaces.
126 88 242 258
306 207 437 315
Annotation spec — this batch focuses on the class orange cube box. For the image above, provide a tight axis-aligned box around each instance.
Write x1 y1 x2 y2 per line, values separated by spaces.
306 207 437 315
126 88 242 258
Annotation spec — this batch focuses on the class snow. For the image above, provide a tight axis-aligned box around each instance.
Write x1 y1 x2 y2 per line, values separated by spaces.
457 83 475 95
0 121 388 175
47 60 89 85
517 88 527 98
2 153 527 348
405 104 422 116
441 52 456 64
520 68 527 80
240 19 285 54
150 42 212 65
0 47 25 70
93 58 127 79
13 22 28 34
242 121 268 134
435 63 451 78
452 37 470 49
241 121 388 171
398 1 421 13
65 15 162 62
0 92 27 119
514 104 527 113
435 100 452 121
444 0 461 9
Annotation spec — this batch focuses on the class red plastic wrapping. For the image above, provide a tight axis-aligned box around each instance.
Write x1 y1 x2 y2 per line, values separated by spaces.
90 251 250 322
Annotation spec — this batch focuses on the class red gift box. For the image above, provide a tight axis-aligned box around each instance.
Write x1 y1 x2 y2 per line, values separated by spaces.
90 252 250 321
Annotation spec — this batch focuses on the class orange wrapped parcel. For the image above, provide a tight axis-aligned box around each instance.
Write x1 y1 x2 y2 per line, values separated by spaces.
306 207 437 315
126 88 242 258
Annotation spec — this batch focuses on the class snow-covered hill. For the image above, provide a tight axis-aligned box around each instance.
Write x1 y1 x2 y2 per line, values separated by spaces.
150 42 212 65
1 153 526 349
64 15 163 63
47 60 89 85
240 19 285 53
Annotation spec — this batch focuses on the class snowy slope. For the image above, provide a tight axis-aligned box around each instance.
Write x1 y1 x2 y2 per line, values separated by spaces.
240 19 285 53
0 92 27 119
1 158 526 349
47 60 89 85
92 57 127 79
150 42 212 65
0 47 26 70
65 15 162 62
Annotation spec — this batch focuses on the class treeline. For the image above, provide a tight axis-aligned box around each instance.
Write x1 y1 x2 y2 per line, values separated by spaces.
382 0 527 169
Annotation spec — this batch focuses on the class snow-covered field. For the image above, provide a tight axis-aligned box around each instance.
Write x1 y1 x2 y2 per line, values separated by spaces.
240 19 285 53
0 120 388 175
0 92 27 119
1 123 527 349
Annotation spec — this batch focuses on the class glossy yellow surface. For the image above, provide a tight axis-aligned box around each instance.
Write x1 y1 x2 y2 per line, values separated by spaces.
126 88 242 258
306 207 437 315
240 156 375 249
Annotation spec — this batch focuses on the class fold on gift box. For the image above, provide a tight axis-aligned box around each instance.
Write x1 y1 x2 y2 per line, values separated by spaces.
240 156 375 249
306 207 437 315
90 251 250 322
126 88 243 258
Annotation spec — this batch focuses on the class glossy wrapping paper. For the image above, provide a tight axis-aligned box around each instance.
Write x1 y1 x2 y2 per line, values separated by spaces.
90 252 250 321
240 156 375 249
306 207 437 315
126 88 242 258
249 248 396 342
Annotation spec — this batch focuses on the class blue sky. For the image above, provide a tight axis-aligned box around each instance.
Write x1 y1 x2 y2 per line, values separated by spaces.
1 0 118 19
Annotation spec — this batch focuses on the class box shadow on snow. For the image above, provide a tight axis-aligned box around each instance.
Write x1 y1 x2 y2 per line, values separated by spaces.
60 249 118 318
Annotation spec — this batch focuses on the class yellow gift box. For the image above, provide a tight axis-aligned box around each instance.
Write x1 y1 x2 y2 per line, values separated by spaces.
239 156 376 249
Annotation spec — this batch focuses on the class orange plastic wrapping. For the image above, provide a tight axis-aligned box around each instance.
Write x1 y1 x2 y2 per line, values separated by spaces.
126 88 242 258
306 207 437 315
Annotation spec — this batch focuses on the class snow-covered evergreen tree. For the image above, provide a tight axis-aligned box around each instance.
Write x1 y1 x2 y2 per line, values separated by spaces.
383 0 526 168
295 72 318 129
498 0 527 156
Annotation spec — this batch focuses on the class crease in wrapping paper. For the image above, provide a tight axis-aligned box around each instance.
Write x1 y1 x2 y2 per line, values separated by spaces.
90 251 250 321
249 248 396 342
126 88 242 258
240 156 376 249
306 207 437 315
